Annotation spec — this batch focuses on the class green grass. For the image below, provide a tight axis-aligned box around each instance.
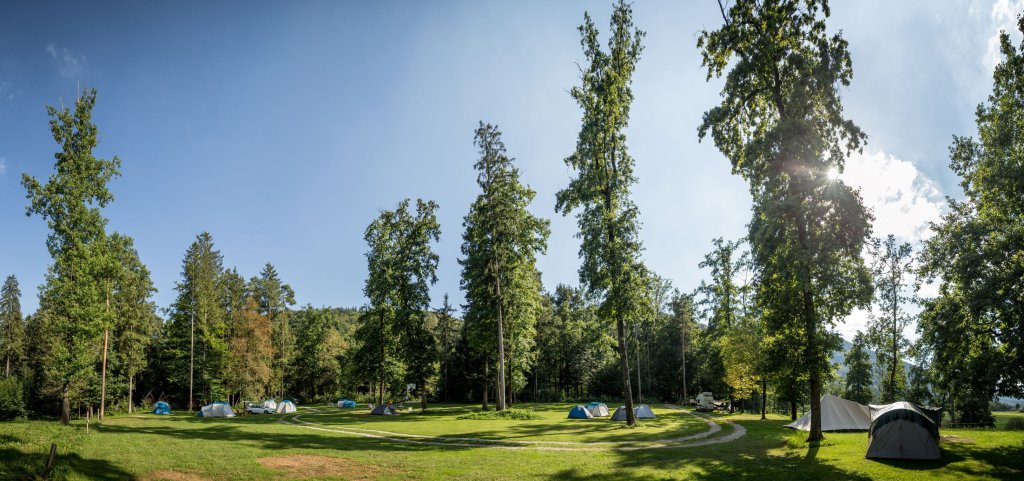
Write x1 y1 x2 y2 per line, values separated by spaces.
1 404 1021 480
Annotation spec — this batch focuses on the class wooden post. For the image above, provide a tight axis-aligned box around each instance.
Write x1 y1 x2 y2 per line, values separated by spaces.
44 443 57 476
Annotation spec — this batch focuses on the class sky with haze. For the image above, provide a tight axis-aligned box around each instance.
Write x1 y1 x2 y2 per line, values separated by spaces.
2 0 1022 342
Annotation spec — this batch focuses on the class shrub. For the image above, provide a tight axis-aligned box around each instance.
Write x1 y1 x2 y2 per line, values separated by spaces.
457 407 542 420
0 377 27 420
1005 416 1024 431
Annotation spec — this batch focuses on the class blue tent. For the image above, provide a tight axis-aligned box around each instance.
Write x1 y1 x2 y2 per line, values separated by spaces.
153 401 171 415
342 399 357 408
568 405 594 419
587 401 603 408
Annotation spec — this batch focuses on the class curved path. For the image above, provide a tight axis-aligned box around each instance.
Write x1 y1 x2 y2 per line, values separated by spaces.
279 405 746 451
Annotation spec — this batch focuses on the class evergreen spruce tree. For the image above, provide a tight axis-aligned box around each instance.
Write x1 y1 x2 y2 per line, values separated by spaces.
0 276 25 378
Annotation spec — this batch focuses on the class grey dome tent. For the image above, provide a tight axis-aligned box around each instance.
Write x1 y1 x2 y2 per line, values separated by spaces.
866 402 941 460
635 404 656 419
610 406 629 421
276 399 297 413
197 401 235 418
371 404 397 415
588 402 610 417
786 394 870 432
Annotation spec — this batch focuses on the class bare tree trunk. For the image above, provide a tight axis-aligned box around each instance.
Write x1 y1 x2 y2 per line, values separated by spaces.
791 399 797 421
189 309 195 412
617 315 636 426
100 328 108 420
482 357 489 410
496 276 507 411
61 383 70 425
761 379 767 420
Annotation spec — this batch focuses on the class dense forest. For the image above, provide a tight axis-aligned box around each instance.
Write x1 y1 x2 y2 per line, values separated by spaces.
1 0 1022 442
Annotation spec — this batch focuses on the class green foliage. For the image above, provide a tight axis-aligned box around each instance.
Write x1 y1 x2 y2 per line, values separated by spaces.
461 122 549 410
457 407 542 420
290 306 348 403
0 275 25 377
698 0 873 439
556 0 646 426
22 89 123 422
1005 416 1024 431
249 263 296 398
843 332 874 405
866 235 914 403
354 199 441 405
534 285 614 400
0 376 26 419
919 17 1024 418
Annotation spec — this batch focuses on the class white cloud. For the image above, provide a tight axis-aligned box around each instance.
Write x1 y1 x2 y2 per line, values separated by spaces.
841 149 946 243
835 149 948 342
46 42 87 78
0 157 6 175
985 0 1024 70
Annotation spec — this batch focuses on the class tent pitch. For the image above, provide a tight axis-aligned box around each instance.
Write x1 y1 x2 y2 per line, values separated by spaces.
588 403 610 417
262 399 278 411
785 394 870 432
276 400 297 413
197 401 235 418
338 399 357 408
635 404 655 419
371 404 397 415
153 401 171 415
866 402 941 460
568 405 594 419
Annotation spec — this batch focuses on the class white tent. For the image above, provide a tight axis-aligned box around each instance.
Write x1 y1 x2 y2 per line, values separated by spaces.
276 399 297 413
198 402 236 418
588 404 610 417
262 399 277 411
785 394 870 431
635 404 656 419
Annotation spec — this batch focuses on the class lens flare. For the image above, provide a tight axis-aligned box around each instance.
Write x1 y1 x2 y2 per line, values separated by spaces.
826 167 840 181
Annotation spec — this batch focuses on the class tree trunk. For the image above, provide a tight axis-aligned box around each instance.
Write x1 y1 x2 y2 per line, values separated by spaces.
635 325 643 403
790 400 797 421
797 208 824 442
761 379 767 420
482 357 489 411
617 314 636 426
100 328 108 420
496 277 507 411
61 383 70 425
682 329 688 404
189 309 195 412
128 376 134 414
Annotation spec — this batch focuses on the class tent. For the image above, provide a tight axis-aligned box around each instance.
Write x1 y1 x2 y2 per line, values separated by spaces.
568 405 594 419
337 399 357 408
635 404 656 419
197 401 235 418
588 403 610 417
866 402 941 460
262 399 278 411
786 394 871 431
153 401 171 415
371 404 397 415
610 406 629 421
276 399 297 414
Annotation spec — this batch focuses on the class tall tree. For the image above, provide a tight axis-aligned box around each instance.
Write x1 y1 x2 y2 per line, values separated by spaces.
353 199 441 406
227 298 273 403
105 234 158 414
22 89 121 424
166 233 227 409
698 0 873 441
291 306 347 402
866 235 913 403
919 17 1024 416
555 0 646 426
0 276 25 378
461 122 550 411
843 331 874 405
434 295 461 402
250 263 296 399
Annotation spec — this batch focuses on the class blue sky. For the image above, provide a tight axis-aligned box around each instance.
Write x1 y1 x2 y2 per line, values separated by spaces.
1 1 1021 340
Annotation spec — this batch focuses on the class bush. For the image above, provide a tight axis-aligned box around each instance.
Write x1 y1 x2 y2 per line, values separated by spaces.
0 377 27 420
457 407 542 420
1005 416 1024 431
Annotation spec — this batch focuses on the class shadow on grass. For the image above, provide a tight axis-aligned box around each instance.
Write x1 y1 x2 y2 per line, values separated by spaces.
0 447 133 481
869 439 1024 479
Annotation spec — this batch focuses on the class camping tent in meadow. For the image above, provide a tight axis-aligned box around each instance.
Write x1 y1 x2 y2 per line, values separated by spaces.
276 400 297 413
568 405 594 419
610 406 629 421
635 404 655 419
866 402 941 460
371 404 397 415
786 394 871 432
262 399 277 411
197 401 235 418
588 403 610 417
338 399 357 408
153 401 171 415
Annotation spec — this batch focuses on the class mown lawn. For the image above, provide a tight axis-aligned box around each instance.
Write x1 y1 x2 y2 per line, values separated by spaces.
1 404 1021 480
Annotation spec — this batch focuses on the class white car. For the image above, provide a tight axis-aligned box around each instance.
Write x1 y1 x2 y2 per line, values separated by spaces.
245 402 275 414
